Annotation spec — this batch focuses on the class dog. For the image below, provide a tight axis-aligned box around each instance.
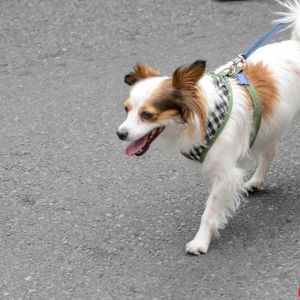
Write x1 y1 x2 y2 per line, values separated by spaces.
117 1 300 255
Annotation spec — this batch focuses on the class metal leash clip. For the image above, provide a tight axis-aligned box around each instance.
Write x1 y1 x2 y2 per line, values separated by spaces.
228 54 246 76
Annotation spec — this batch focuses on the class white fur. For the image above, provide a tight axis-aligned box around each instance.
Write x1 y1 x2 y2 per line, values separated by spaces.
118 1 300 255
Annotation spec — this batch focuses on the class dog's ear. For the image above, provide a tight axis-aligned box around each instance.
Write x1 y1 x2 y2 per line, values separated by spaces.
124 63 161 86
172 60 206 90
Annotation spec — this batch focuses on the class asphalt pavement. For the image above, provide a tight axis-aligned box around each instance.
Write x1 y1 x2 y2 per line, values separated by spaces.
0 0 299 299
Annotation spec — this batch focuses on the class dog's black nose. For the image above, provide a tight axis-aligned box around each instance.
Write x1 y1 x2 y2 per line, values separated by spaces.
117 129 128 140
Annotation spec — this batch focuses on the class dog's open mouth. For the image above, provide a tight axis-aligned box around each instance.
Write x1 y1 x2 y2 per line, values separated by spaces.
125 127 165 156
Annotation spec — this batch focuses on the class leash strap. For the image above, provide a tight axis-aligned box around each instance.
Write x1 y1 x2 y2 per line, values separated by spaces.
242 22 285 59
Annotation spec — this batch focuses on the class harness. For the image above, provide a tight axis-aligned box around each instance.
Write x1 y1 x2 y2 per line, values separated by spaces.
181 74 233 163
181 21 285 164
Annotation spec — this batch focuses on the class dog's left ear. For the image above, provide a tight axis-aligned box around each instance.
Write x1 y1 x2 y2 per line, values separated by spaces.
124 63 161 86
172 60 206 90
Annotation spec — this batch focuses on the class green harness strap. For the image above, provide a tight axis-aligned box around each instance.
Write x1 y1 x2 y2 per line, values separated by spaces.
199 71 261 163
198 73 234 163
244 84 262 148
226 67 262 148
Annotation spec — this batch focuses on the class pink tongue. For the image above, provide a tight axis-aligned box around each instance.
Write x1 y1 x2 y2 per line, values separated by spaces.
125 134 149 156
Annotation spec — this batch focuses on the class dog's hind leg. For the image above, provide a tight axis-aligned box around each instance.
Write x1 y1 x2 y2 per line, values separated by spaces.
186 167 244 255
245 144 276 193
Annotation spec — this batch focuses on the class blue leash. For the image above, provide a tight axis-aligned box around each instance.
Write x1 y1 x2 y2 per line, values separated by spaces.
224 22 287 76
241 22 286 60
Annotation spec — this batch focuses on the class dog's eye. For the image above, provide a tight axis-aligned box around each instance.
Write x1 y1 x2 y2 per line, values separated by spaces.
141 111 154 120
124 106 128 113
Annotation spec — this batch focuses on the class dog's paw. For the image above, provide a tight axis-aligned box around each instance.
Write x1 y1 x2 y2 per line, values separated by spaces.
185 239 208 255
244 179 264 193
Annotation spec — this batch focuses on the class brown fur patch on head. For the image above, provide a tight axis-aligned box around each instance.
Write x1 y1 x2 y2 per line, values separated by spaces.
139 79 182 122
124 63 160 86
124 98 132 112
172 60 206 90
139 61 207 140
243 62 278 118
171 60 207 137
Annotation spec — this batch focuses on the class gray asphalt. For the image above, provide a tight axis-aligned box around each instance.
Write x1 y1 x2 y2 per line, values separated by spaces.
0 0 299 299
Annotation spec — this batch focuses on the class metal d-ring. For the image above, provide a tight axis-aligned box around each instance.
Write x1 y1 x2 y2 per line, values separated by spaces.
228 54 246 76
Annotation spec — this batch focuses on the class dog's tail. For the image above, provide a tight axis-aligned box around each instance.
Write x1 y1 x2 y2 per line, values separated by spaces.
276 0 300 41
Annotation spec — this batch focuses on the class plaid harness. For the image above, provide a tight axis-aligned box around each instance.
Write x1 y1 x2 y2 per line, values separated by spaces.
181 71 261 163
181 74 233 163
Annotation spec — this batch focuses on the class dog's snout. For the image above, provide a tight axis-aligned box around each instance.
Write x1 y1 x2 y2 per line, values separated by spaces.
116 128 128 140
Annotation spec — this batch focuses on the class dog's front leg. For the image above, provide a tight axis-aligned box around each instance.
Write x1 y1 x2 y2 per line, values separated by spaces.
186 168 244 255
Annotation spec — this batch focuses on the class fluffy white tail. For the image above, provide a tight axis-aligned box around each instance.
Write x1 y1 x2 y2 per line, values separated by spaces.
276 0 300 41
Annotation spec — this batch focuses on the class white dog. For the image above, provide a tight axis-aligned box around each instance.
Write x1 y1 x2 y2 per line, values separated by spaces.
117 1 300 255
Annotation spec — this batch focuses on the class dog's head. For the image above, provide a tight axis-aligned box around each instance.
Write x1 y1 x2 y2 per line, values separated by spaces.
117 60 207 156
